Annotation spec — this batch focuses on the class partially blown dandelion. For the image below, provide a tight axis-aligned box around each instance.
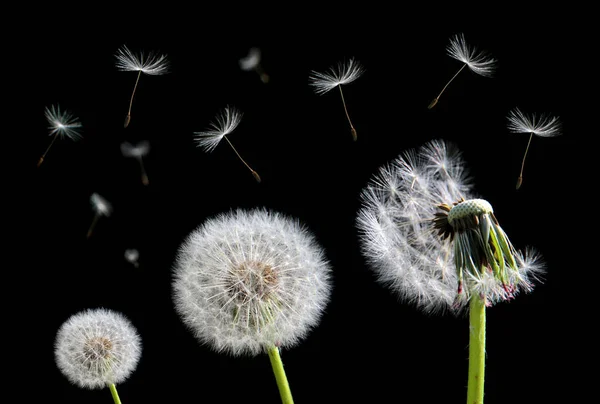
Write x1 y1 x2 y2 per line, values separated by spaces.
88 193 112 239
38 105 82 167
356 139 544 404
121 140 151 185
507 107 562 189
239 47 270 83
428 33 497 109
194 106 261 182
115 45 169 128
309 58 364 141
54 308 142 403
172 208 332 404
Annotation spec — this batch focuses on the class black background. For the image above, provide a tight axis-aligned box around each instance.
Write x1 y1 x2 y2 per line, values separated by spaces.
15 12 580 404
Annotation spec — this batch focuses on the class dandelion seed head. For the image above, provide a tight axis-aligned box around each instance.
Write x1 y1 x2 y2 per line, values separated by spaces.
54 308 142 389
193 106 243 153
44 105 83 141
172 208 333 356
115 45 170 75
308 58 365 95
447 33 497 77
507 107 562 137
357 139 543 314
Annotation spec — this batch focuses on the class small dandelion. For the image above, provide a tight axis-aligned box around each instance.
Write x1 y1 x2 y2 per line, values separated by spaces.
507 107 562 189
239 47 270 84
121 140 151 185
54 308 142 403
309 58 365 141
115 45 169 128
193 105 261 182
172 208 333 404
356 139 544 404
428 33 497 109
38 105 82 167
124 249 140 268
88 193 112 239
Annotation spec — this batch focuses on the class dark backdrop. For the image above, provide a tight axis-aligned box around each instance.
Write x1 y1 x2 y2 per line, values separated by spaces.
15 14 577 404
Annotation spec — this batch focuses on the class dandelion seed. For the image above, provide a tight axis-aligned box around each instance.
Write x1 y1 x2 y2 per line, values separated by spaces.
309 58 364 141
124 249 140 268
121 140 151 185
38 105 82 167
356 139 545 403
54 308 141 401
88 193 112 239
428 33 497 109
115 45 169 128
507 107 562 189
193 106 261 182
239 47 270 84
172 208 332 402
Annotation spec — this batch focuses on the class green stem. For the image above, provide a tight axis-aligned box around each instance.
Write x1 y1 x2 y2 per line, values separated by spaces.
467 295 486 404
108 383 122 404
267 346 294 404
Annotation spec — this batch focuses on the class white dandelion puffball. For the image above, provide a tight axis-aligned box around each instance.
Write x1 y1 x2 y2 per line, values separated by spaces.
54 308 142 389
356 139 544 314
172 208 333 356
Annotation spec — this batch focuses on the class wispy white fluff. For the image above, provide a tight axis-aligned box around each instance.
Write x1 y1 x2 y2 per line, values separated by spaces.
194 106 243 153
115 45 170 75
356 139 544 315
447 33 497 77
45 105 82 140
172 208 333 356
308 58 365 95
54 308 142 389
239 47 261 71
121 140 150 158
507 108 562 137
90 193 112 216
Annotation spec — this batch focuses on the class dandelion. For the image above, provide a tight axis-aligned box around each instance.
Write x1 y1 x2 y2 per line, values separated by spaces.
428 33 497 109
115 45 169 128
507 107 562 189
38 105 82 167
54 308 142 404
309 58 364 141
193 105 261 182
239 47 270 84
121 140 151 185
356 139 544 404
88 193 112 239
124 249 140 268
172 208 333 404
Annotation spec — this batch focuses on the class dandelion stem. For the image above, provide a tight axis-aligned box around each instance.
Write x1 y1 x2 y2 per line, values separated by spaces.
338 85 357 141
108 383 122 404
223 135 261 183
268 346 294 404
137 157 149 186
516 133 534 190
429 64 467 109
466 295 486 404
87 213 100 239
37 133 59 167
125 70 142 128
